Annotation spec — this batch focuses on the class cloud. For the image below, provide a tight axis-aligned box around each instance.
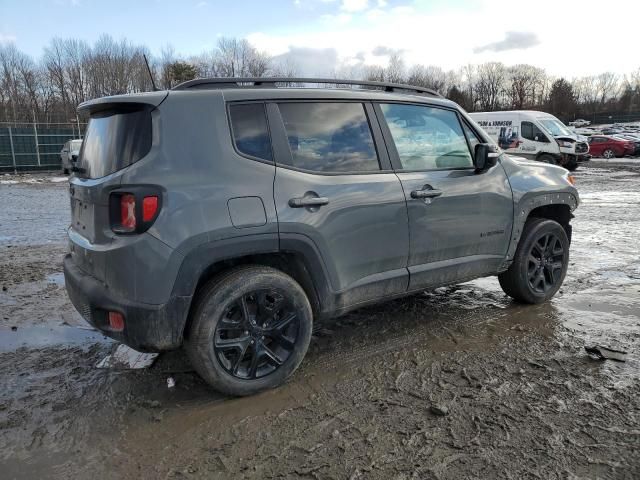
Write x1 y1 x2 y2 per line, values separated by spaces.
249 0 637 77
371 45 394 56
0 33 17 44
341 0 368 12
473 31 540 53
272 46 341 76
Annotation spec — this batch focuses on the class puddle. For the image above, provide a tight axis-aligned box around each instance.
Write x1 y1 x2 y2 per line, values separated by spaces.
0 324 111 352
46 272 65 286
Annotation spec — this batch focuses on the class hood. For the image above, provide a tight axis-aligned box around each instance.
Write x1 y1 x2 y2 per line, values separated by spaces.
554 134 584 143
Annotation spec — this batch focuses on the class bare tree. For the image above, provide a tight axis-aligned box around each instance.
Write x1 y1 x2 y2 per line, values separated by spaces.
385 52 405 84
506 64 546 109
475 62 506 111
1 34 638 124
406 65 452 94
596 72 620 105
364 65 385 82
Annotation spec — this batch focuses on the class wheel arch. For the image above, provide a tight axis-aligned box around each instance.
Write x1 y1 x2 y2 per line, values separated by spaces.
501 192 577 271
172 234 333 344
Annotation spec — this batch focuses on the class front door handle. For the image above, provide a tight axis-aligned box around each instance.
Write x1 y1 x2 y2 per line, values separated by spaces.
410 188 442 199
288 196 330 208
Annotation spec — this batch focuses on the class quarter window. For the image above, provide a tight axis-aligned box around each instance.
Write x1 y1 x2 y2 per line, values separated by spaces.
380 104 474 170
229 103 273 161
278 102 380 173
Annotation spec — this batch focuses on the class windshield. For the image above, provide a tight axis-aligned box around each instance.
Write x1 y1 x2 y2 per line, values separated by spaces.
538 118 572 137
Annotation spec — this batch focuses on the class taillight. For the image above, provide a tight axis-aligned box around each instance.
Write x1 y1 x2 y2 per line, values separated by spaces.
110 189 161 234
120 194 136 230
142 196 158 222
108 311 125 331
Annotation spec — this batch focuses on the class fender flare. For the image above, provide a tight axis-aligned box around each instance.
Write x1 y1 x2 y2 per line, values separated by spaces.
170 231 335 314
502 191 578 269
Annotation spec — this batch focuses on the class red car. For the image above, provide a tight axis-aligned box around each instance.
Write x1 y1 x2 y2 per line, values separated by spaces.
588 135 635 158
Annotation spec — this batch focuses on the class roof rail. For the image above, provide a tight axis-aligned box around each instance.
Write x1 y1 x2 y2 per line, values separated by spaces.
172 77 444 98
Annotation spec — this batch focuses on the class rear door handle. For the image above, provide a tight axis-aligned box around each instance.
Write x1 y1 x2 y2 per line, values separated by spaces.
288 196 330 208
410 188 442 199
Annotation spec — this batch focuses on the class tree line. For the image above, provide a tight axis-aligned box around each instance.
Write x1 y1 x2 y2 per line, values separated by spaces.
1 35 639 124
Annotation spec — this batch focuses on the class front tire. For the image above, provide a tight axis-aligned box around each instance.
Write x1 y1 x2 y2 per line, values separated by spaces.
602 149 615 159
498 218 569 304
185 266 313 396
566 160 578 171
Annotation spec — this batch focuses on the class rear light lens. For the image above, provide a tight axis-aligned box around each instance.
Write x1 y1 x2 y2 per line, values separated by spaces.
108 311 125 331
120 194 136 230
110 189 161 234
142 196 158 222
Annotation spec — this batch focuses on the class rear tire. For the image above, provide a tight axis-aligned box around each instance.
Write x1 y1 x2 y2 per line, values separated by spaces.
498 218 569 304
602 149 615 159
185 266 313 396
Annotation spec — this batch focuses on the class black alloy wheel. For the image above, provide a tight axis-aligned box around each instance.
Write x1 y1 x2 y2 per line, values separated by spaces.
498 218 570 304
527 232 565 294
214 289 299 380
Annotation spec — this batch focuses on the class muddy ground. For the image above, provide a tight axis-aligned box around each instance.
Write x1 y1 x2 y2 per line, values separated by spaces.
0 162 639 479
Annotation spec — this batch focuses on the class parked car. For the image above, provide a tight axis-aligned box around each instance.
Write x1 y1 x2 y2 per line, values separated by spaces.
63 78 579 396
569 119 591 127
588 135 635 158
470 110 589 171
600 127 624 135
60 139 83 174
612 134 640 155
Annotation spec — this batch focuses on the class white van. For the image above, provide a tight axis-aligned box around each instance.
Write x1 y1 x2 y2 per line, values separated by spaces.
469 111 590 171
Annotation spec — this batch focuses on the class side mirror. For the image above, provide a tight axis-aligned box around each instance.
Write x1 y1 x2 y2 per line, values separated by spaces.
474 143 498 172
534 135 539 141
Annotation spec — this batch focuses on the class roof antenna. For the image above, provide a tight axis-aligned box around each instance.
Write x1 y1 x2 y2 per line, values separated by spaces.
143 54 158 91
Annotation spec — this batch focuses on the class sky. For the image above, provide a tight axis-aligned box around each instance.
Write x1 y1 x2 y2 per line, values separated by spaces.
0 0 637 77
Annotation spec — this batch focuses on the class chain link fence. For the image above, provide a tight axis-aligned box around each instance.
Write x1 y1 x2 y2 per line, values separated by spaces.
0 122 87 173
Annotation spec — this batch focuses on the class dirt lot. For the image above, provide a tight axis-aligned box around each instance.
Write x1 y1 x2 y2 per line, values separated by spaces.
1 162 639 479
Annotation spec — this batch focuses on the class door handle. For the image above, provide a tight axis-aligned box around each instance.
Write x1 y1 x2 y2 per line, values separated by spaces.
288 196 330 208
410 188 442 199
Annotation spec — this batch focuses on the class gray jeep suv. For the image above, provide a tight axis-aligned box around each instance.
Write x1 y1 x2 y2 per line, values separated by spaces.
63 78 579 396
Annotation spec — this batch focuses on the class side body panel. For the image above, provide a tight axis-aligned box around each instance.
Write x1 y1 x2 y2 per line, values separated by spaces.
268 101 410 310
395 164 514 289
376 104 514 289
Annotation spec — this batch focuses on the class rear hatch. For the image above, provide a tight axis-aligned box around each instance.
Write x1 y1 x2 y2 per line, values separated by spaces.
68 92 167 280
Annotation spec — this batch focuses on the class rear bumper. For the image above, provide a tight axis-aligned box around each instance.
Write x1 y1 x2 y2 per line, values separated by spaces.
63 254 191 352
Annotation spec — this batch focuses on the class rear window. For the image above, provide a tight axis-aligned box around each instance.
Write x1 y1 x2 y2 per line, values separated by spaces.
229 103 272 161
78 107 152 178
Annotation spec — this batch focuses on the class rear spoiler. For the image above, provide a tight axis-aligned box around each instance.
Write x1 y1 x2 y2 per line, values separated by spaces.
78 91 169 114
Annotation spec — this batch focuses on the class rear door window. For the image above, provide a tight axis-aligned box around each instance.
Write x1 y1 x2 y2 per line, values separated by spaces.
229 103 273 161
79 107 152 179
277 102 380 173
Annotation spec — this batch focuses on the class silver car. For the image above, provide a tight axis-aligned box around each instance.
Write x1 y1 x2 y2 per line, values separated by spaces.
60 139 83 174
